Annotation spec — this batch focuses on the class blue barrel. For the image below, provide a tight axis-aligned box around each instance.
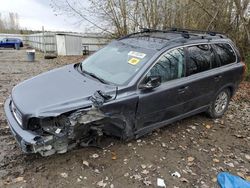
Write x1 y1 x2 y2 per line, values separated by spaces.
26 50 35 62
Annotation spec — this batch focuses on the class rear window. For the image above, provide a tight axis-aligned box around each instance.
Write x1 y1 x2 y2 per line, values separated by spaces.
187 44 215 75
212 43 236 66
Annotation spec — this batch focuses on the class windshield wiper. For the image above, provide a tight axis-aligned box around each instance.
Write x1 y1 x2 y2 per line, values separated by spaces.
80 69 108 84
78 63 109 84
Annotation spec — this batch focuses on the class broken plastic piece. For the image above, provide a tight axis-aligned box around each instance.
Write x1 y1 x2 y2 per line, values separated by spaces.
171 171 181 178
157 178 166 187
90 90 112 107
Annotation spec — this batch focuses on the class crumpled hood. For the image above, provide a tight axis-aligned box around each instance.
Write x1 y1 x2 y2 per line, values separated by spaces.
11 64 116 118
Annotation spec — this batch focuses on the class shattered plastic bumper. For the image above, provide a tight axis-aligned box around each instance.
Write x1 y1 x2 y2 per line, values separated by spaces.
4 98 43 154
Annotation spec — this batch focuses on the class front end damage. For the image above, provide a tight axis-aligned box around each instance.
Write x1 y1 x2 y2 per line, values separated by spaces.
5 91 136 156
28 107 107 156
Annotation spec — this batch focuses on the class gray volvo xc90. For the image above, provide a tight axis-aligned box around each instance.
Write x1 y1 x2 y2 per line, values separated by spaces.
4 28 246 156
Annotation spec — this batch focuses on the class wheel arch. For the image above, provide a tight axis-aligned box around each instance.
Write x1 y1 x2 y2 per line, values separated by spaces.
216 84 236 98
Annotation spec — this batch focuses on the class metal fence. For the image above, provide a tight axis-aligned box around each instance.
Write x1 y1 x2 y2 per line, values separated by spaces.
27 32 57 54
0 32 109 56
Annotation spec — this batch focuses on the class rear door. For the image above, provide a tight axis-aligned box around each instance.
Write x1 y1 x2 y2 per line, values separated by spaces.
211 43 242 90
136 47 187 131
182 44 219 113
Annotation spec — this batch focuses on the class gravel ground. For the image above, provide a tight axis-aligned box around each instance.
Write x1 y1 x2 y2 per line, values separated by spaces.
0 49 249 188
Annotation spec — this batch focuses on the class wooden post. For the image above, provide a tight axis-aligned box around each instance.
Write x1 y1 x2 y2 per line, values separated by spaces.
42 26 46 56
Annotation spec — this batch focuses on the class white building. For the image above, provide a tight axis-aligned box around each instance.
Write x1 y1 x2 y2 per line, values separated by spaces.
56 33 109 56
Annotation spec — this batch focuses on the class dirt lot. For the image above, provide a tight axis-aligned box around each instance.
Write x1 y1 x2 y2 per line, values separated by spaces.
0 49 249 188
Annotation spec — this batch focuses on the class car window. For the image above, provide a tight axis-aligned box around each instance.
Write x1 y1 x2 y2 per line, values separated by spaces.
187 44 215 75
8 39 17 42
212 43 236 66
81 42 155 85
145 48 185 83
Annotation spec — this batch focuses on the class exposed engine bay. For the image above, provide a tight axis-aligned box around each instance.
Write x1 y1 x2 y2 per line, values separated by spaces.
25 90 133 156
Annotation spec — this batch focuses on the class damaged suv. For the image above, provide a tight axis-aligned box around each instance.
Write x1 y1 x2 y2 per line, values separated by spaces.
4 28 245 156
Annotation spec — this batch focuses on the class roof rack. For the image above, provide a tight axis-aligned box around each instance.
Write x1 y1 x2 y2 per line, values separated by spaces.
168 27 225 36
118 27 225 41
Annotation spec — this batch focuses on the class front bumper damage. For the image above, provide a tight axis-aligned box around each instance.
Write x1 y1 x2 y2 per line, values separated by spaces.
4 97 107 156
4 98 44 154
4 90 136 156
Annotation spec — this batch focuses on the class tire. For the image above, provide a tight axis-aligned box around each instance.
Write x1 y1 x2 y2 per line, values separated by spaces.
207 89 231 118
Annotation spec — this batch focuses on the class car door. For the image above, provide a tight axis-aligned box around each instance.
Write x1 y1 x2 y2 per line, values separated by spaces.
181 44 219 114
211 43 240 90
8 39 15 48
135 48 187 132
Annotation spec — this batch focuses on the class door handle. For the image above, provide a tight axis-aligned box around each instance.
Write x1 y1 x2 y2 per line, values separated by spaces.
178 86 189 94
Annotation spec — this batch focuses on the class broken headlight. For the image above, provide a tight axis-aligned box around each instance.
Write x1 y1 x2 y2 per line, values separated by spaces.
28 118 41 131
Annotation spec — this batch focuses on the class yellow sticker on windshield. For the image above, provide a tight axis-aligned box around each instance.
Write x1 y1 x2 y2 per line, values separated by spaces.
128 58 140 65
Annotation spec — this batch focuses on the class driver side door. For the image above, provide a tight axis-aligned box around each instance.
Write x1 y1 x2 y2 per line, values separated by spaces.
135 47 188 134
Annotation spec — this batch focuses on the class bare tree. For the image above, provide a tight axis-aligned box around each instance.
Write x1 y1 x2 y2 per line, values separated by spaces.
0 12 20 33
51 0 250 52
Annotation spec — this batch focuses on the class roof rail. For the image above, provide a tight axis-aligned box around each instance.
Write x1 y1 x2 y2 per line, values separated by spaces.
117 27 225 41
168 27 225 36
117 28 164 40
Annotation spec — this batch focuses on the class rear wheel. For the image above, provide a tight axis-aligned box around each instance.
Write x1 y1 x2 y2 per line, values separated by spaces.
207 89 231 118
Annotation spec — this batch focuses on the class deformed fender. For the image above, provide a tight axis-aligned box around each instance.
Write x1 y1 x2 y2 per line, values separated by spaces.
99 93 139 140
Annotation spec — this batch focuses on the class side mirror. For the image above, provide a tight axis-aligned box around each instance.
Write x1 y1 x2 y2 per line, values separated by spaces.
139 76 161 90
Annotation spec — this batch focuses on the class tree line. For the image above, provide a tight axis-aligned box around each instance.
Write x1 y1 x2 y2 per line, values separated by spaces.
51 0 250 79
0 13 20 33
51 0 249 53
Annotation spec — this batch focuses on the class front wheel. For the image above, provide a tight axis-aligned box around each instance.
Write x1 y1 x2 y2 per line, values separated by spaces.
207 89 231 118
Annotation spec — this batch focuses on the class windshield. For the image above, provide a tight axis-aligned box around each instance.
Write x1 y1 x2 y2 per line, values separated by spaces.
80 42 154 85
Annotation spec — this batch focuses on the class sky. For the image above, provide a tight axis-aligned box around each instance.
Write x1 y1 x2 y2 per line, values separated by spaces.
0 0 89 32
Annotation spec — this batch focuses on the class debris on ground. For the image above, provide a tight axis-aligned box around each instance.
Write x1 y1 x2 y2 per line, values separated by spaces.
91 154 99 159
143 179 152 186
82 160 89 167
111 152 117 160
13 177 24 183
157 178 166 187
60 172 68 178
187 157 195 162
171 171 181 178
97 180 107 187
